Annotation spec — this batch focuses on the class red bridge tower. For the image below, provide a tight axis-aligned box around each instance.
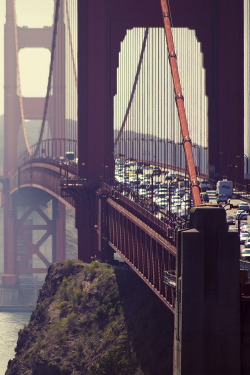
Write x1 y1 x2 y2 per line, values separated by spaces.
2 0 66 290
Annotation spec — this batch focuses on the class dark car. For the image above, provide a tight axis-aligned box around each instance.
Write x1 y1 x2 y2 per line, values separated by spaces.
152 167 162 176
200 193 209 203
200 180 212 191
226 215 235 225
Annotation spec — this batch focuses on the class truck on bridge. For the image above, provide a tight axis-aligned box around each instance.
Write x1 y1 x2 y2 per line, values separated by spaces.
216 180 233 204
216 180 233 196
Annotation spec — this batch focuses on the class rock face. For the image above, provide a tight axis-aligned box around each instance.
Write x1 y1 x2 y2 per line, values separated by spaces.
5 260 174 375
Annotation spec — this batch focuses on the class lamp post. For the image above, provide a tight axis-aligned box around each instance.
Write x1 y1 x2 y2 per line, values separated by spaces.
151 174 155 212
135 167 141 201
168 177 176 219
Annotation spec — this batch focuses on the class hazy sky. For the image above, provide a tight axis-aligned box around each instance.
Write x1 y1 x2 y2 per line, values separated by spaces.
0 0 54 115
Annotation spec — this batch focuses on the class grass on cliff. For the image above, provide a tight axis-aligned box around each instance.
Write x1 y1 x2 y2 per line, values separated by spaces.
6 259 173 375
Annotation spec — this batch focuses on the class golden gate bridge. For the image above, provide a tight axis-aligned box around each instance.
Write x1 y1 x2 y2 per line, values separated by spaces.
0 0 248 374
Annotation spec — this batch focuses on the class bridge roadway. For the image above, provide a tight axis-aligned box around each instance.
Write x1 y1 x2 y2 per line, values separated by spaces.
3 156 248 374
10 156 250 308
4 155 184 311
9 158 79 209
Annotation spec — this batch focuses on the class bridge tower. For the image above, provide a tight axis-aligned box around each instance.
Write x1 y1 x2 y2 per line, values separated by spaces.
2 0 66 290
77 0 244 260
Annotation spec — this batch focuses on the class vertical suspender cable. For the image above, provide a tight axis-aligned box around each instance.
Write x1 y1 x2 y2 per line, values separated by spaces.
160 0 201 206
114 28 149 149
66 0 78 89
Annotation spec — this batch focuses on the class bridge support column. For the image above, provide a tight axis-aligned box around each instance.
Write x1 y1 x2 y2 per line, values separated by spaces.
2 188 66 291
96 189 114 262
75 187 98 263
52 199 66 263
174 205 241 375
2 180 18 287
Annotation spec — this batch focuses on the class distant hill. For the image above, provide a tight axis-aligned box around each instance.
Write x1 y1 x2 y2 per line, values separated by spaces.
0 116 77 167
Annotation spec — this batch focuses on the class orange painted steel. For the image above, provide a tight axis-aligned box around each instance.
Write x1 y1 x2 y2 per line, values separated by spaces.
160 0 201 206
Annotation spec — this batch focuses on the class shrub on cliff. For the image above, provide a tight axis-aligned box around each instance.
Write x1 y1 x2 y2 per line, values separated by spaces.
6 259 173 375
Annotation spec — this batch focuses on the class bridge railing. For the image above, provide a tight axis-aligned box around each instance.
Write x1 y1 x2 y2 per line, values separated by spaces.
18 138 78 166
99 183 177 311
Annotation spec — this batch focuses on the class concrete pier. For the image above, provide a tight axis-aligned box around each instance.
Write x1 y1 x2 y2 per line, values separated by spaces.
174 205 241 375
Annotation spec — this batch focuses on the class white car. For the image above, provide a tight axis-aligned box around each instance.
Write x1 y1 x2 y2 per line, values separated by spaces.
240 232 250 244
244 238 250 246
240 224 250 232
157 199 169 209
241 247 250 254
241 249 250 261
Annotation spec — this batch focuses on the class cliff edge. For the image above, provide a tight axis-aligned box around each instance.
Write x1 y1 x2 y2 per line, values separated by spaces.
5 260 174 375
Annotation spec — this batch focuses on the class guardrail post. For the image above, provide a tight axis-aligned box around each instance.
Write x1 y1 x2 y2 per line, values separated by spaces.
173 205 241 374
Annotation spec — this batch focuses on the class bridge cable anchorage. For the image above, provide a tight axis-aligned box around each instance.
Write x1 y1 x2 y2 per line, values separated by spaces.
160 0 201 206
114 28 149 147
13 0 61 157
65 0 78 89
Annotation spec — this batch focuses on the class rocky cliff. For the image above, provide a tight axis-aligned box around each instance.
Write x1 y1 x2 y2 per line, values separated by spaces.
5 260 174 375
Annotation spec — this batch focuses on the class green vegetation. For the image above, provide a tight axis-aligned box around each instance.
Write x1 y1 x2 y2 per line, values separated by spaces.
5 259 173 375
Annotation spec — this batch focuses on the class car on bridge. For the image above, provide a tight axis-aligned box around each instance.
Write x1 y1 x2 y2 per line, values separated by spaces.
226 215 235 225
201 192 209 203
244 239 250 248
240 232 250 244
152 167 162 176
217 194 230 204
241 226 250 234
157 198 168 209
240 223 250 232
65 151 75 161
235 210 248 220
238 203 250 213
200 180 212 191
241 249 250 262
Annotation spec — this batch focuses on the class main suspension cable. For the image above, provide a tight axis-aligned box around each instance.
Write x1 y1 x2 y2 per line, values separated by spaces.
160 0 201 206
13 0 31 155
13 0 61 157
